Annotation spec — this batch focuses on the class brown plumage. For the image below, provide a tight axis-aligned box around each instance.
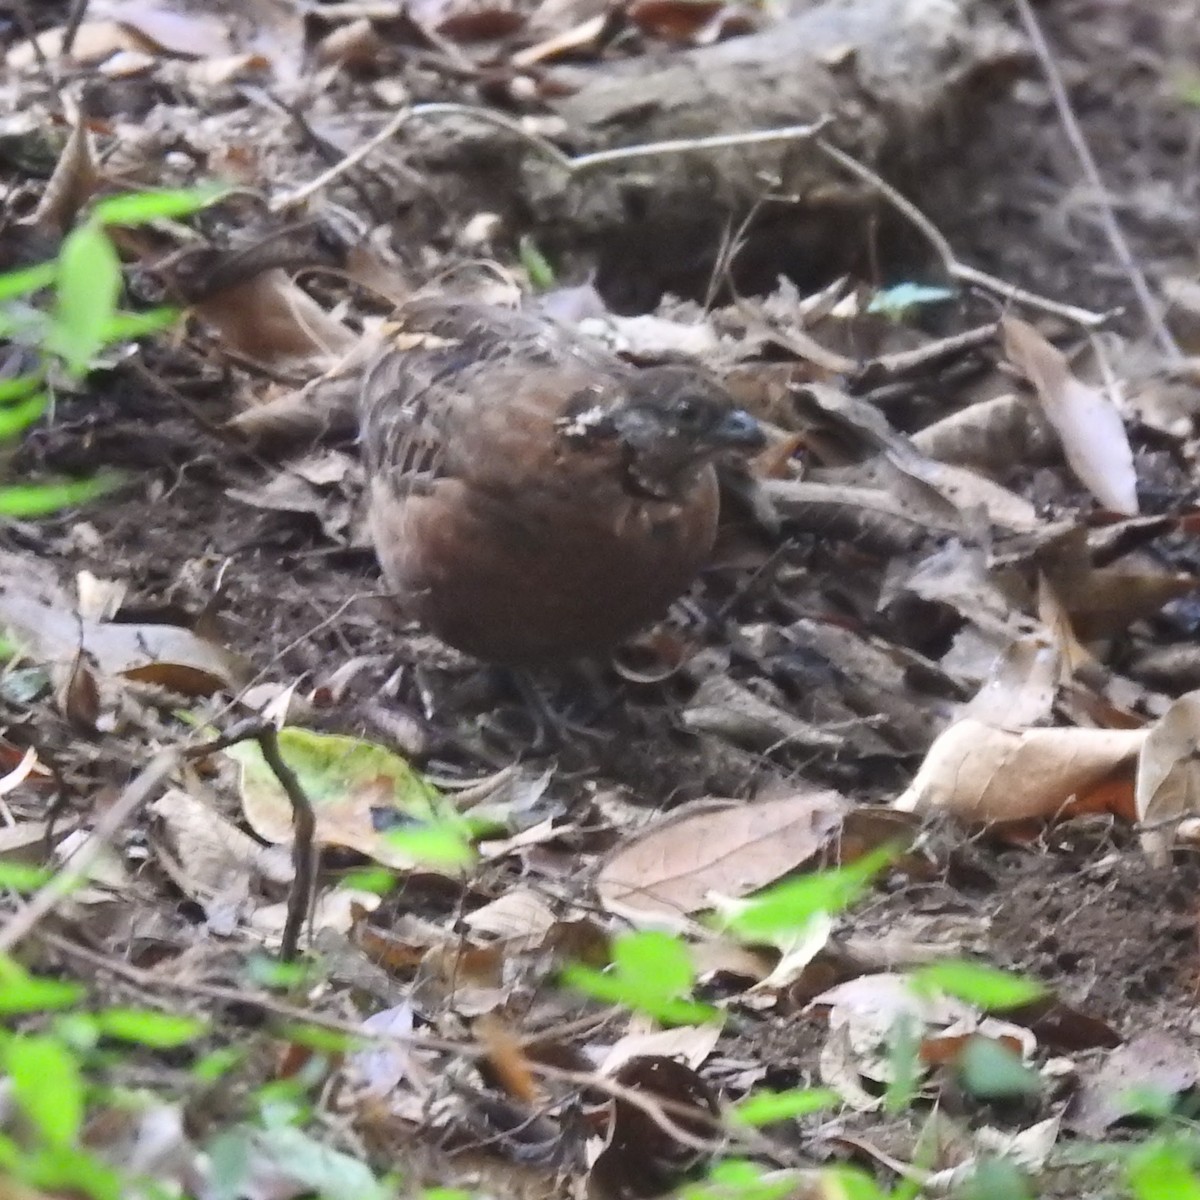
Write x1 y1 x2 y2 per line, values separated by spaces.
358 299 764 666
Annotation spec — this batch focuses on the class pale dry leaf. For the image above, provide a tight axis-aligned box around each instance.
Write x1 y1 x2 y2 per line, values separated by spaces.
346 1002 435 1099
1068 1032 1200 1137
818 1021 881 1112
1002 316 1138 515
596 790 849 925
0 588 246 697
911 392 1056 471
974 1115 1061 1173
7 22 136 68
1135 688 1200 864
150 786 289 899
894 718 1145 821
749 911 833 992
251 889 381 943
599 1025 721 1076
0 748 39 800
462 888 558 940
193 269 358 372
961 635 1060 728
107 2 233 58
1035 574 1096 680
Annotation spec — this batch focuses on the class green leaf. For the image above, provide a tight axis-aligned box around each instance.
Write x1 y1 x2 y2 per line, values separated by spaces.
92 184 226 227
614 930 694 994
957 1037 1041 1100
563 931 719 1026
0 472 121 517
244 955 317 991
679 1159 809 1200
518 235 556 290
714 846 893 941
883 1011 921 1114
93 1008 208 1047
21 1144 122 1200
338 868 397 895
279 1022 359 1053
962 1158 1032 1200
52 224 123 375
731 1087 839 1126
0 862 52 891
192 1046 245 1083
0 261 56 302
101 305 180 345
225 727 461 872
0 372 44 403
1127 1140 1200 1200
246 1125 391 1200
6 1034 85 1147
910 961 1046 1011
0 390 48 439
0 956 85 1014
383 820 474 867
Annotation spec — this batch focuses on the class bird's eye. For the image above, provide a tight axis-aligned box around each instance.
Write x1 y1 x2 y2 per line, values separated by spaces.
675 397 704 425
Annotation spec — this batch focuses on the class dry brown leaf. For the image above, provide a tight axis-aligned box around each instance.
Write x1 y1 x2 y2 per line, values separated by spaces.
7 22 141 68
1068 1032 1200 1137
110 3 232 58
1060 567 1199 641
1001 316 1138 515
511 14 607 66
894 718 1145 821
596 791 849 925
150 786 290 902
192 269 358 371
462 887 558 941
599 1026 721 1076
911 392 1056 471
627 0 725 39
1135 688 1200 864
0 587 246 697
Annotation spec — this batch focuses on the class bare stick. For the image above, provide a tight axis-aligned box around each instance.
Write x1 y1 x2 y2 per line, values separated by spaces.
274 102 828 211
256 727 316 962
1011 0 1181 362
8 1 52 72
815 137 1111 329
182 718 317 962
61 0 91 59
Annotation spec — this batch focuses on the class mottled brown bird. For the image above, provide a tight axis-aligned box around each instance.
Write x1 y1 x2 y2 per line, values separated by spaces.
358 299 764 666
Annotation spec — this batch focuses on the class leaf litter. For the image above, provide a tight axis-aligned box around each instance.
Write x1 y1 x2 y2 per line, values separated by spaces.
3 0 1200 1196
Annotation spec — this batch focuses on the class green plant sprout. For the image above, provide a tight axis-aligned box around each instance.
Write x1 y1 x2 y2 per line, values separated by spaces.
0 184 222 518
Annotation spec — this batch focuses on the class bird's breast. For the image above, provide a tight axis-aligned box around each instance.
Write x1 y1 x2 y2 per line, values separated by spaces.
370 465 720 664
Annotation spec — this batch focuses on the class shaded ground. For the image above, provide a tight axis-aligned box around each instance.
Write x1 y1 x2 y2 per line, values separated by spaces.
4 0 1200 1196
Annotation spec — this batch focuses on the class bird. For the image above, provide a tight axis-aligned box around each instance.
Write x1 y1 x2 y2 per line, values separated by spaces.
357 298 765 667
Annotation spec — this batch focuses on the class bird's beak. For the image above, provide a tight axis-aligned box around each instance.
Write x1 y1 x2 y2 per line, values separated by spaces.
710 408 766 450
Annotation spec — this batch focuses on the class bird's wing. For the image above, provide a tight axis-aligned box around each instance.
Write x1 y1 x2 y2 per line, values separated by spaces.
358 300 625 495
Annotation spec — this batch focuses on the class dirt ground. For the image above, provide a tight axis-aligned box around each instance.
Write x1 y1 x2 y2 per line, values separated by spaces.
5 0 1200 1196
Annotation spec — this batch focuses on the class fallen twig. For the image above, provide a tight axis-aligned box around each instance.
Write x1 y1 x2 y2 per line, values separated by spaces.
274 103 829 211
815 137 1112 330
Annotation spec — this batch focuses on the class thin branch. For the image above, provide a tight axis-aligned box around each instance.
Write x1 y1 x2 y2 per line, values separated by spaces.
815 137 1111 329
181 718 317 962
257 726 316 961
1010 0 1181 362
274 103 829 211
61 0 91 59
41 931 791 1162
